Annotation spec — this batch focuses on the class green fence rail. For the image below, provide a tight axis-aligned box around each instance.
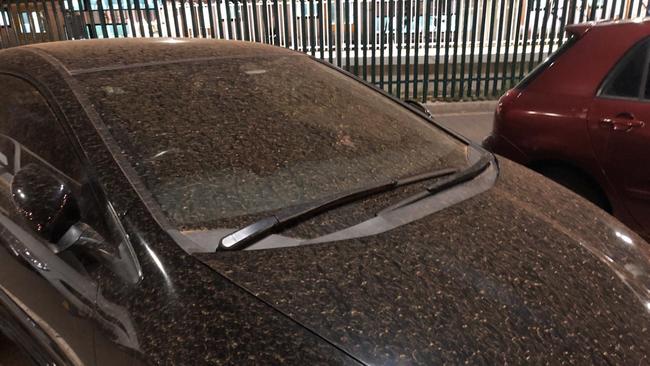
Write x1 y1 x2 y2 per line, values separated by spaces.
0 0 647 101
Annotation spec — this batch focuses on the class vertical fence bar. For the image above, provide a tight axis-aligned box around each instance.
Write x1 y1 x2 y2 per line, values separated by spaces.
475 0 487 96
617 0 624 18
124 0 137 36
510 0 523 84
133 0 145 36
280 0 285 46
345 0 350 70
528 0 540 72
0 3 7 46
51 0 63 40
224 0 233 38
483 0 496 97
134 0 146 36
587 0 596 20
309 0 316 53
458 0 469 99
144 0 156 36
379 0 384 85
404 0 412 99
241 0 250 39
247 0 256 40
38 0 52 41
39 0 53 41
9 0 23 44
22 0 37 43
260 0 269 42
421 0 432 101
626 0 633 17
205 0 215 36
412 0 420 98
269 0 276 44
272 0 280 44
327 0 333 60
318 0 324 56
518 0 530 78
5 0 15 45
387 0 393 92
96 0 109 37
106 0 119 37
442 0 449 98
353 0 358 74
57 0 72 40
215 0 225 37
371 0 376 83
196 0 206 37
493 0 507 96
152 0 163 36
557 0 569 42
501 0 515 89
82 0 97 38
547 0 559 53
116 0 129 36
466 0 478 97
433 0 442 97
396 0 402 95
300 0 306 49
450 0 460 98
336 0 342 66
234 0 243 39
537 0 550 63
362 0 367 77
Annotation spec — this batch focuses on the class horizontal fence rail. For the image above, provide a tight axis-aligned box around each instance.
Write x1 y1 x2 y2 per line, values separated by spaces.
0 0 647 101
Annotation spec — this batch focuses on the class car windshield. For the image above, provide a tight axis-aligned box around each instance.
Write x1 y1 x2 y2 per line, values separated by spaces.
77 53 467 231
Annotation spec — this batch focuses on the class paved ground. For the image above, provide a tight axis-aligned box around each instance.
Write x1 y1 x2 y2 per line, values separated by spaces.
424 101 497 144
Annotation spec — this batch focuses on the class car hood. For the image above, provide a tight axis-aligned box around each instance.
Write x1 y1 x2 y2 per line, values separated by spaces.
196 158 650 364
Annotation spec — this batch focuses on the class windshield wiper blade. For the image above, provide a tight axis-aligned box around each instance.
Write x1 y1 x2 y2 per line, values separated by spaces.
217 167 458 251
378 154 493 215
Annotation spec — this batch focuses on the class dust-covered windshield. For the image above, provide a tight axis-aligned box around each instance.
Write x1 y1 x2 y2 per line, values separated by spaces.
78 54 467 230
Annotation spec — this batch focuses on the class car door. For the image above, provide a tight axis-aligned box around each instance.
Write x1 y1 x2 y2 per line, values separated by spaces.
0 74 141 365
588 37 650 237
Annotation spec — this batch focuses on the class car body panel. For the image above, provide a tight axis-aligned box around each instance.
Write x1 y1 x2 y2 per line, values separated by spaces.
0 42 360 365
588 96 650 239
0 39 649 364
198 159 650 364
485 19 650 236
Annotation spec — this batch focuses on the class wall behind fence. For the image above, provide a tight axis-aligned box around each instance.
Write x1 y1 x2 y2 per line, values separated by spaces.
0 0 646 101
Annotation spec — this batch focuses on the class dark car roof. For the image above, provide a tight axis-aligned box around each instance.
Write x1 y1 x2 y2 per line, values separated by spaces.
1 38 302 74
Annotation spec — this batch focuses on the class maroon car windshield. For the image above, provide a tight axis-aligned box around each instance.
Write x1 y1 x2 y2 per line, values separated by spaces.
76 54 467 230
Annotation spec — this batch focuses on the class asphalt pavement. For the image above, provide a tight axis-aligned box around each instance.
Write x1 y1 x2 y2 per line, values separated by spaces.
425 101 497 144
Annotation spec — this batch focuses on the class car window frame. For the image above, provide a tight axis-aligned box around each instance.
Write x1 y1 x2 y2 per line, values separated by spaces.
0 71 142 283
596 36 650 103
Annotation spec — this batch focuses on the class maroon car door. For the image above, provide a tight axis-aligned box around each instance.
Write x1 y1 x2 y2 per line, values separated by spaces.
588 37 650 237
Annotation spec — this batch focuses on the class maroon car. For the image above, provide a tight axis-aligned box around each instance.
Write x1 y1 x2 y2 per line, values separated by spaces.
484 18 650 240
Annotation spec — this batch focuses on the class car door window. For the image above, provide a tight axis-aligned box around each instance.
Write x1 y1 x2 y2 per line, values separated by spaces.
0 74 139 283
601 38 650 99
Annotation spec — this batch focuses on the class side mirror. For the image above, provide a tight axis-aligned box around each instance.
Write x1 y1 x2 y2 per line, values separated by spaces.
405 99 434 119
11 163 80 252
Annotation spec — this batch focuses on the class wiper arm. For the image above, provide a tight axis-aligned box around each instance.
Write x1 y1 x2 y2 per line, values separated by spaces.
378 154 493 215
218 167 458 251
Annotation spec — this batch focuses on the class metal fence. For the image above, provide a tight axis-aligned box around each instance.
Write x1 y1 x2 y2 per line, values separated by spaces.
0 0 647 101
